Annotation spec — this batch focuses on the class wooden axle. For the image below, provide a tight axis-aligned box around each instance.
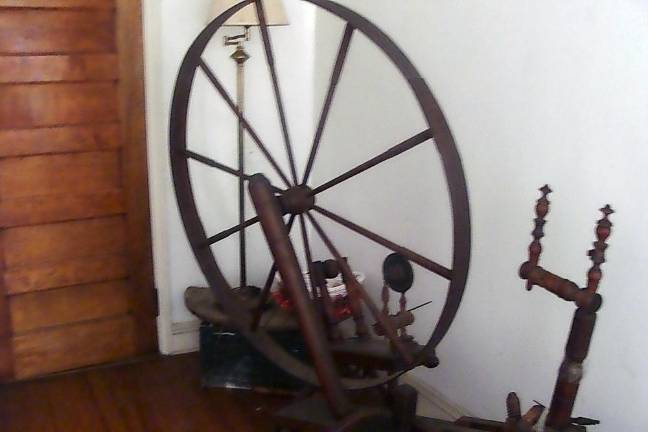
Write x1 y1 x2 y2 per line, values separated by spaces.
519 263 602 312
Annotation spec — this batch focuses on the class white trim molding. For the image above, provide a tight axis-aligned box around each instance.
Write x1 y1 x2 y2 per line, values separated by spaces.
167 320 202 354
142 0 175 355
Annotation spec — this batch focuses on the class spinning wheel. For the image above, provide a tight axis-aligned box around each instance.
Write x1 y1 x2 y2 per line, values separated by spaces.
170 0 471 419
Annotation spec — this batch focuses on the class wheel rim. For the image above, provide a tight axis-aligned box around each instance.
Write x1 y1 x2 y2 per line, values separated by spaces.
169 0 471 390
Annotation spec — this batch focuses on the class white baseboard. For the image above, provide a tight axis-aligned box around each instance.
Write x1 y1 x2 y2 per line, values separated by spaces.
401 374 472 421
167 320 201 354
165 322 471 422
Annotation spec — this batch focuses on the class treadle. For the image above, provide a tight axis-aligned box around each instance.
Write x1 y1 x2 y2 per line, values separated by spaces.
275 393 343 428
331 338 432 370
414 417 479 432
274 394 469 432
274 393 393 431
453 417 505 431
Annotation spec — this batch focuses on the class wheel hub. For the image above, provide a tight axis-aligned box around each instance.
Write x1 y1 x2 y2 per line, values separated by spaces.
279 185 315 215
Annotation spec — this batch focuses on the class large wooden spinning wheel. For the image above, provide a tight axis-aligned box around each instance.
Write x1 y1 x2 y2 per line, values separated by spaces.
170 0 471 405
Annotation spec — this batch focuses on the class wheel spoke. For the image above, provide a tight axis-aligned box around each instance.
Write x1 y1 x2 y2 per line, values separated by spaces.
198 59 291 187
202 216 260 247
184 149 245 178
255 0 298 185
183 149 283 193
306 212 414 366
251 214 297 331
311 129 432 196
302 23 354 185
312 205 452 280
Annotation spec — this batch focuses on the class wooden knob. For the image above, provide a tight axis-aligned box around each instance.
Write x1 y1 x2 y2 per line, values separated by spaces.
382 253 414 294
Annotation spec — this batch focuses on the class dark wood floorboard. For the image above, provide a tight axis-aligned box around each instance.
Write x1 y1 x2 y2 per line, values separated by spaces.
0 353 289 432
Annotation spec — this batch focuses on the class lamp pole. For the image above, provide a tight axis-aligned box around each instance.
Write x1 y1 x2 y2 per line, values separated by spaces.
225 28 251 290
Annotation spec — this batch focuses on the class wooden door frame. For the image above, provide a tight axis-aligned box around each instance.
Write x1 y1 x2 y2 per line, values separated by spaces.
141 0 173 354
116 0 158 354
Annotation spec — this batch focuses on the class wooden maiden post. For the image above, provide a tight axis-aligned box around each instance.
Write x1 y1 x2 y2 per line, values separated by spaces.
519 187 612 431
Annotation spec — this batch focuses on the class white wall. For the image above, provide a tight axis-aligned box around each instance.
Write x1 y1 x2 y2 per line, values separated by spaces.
143 0 316 353
312 1 647 430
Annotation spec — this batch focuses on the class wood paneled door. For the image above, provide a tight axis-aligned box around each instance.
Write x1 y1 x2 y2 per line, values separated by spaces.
0 0 157 381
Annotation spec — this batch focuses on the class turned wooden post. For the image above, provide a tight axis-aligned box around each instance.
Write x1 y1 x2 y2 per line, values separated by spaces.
312 261 341 340
546 308 597 429
526 185 551 290
381 280 390 317
545 205 613 430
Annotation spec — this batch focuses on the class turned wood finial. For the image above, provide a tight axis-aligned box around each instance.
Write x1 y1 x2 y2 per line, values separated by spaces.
526 185 552 290
586 205 614 294
381 281 390 317
399 293 410 340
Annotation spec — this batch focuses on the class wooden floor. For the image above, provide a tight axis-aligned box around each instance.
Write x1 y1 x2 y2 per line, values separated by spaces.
0 353 289 432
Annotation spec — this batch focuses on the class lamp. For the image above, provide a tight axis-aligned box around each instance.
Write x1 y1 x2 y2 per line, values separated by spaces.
210 0 288 27
209 0 289 290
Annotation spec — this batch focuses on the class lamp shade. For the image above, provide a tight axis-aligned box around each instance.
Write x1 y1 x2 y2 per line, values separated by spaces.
210 0 289 26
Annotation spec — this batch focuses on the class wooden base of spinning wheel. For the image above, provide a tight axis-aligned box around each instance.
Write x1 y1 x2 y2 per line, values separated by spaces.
454 418 586 432
271 384 468 432
270 386 551 432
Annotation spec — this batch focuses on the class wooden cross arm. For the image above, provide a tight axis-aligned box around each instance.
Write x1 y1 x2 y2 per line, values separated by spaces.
519 262 602 312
